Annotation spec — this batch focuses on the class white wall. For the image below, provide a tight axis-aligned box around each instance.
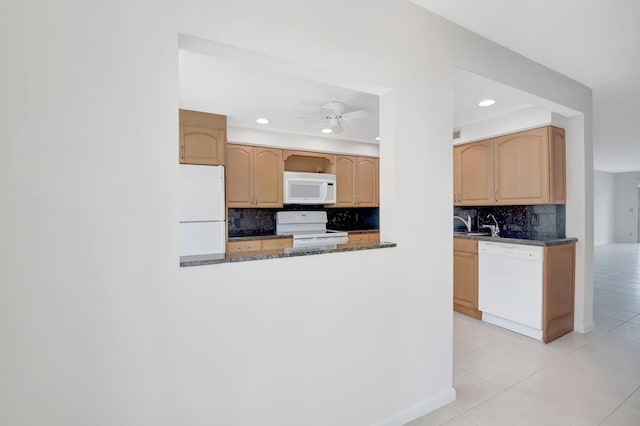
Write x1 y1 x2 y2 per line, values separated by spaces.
594 170 616 244
0 1 592 425
614 172 640 242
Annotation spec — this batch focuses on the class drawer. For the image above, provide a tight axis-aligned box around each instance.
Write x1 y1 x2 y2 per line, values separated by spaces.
261 238 293 250
454 238 478 254
349 234 370 243
227 240 261 253
348 232 380 244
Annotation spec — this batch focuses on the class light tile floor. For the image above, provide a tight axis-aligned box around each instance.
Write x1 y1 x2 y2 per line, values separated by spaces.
407 243 640 426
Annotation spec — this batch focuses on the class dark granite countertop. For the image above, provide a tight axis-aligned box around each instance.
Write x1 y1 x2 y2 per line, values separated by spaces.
453 233 577 246
180 240 397 267
228 229 379 242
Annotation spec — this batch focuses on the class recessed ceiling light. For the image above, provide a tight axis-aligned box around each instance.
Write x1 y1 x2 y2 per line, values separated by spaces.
256 118 270 124
321 128 333 134
375 136 380 141
478 99 495 107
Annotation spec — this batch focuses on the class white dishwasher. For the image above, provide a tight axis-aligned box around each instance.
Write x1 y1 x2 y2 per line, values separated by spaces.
478 241 544 340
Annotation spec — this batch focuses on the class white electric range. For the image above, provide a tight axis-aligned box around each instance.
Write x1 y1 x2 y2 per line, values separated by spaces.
276 211 348 248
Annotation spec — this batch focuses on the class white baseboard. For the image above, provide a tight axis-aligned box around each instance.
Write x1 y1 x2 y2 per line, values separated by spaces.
575 320 595 334
372 387 456 426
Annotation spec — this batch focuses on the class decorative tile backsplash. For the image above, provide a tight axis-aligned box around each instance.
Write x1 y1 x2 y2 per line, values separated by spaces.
453 205 566 239
228 206 379 237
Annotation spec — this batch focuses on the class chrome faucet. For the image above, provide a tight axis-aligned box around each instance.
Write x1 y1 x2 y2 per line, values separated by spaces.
481 214 500 237
453 213 472 233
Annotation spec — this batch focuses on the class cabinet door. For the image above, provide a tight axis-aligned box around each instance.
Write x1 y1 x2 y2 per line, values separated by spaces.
548 127 566 204
542 243 575 342
458 140 495 205
375 158 380 206
334 155 357 207
453 146 461 205
226 145 253 207
357 157 378 207
494 127 549 205
253 147 283 207
179 110 226 165
453 250 481 319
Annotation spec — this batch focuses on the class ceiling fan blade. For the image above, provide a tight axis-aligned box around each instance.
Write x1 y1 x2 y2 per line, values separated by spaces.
341 109 368 121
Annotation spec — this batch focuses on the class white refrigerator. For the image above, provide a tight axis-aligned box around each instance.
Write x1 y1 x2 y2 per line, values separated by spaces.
179 164 226 256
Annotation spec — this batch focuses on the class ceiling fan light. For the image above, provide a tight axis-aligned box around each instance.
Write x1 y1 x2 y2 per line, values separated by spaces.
256 117 270 124
321 128 333 134
478 99 495 107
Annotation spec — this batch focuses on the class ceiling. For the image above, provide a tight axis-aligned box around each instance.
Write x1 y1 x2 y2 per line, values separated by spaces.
413 0 640 173
454 68 533 129
453 68 581 133
179 50 380 144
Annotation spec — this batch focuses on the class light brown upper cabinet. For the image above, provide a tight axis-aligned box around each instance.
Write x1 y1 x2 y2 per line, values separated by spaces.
494 126 565 205
356 157 378 207
454 140 494 205
283 150 335 173
332 155 379 207
179 109 226 165
333 156 357 207
453 126 565 206
226 144 283 208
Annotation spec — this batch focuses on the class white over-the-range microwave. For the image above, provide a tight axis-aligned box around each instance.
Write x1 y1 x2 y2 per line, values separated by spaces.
283 171 336 204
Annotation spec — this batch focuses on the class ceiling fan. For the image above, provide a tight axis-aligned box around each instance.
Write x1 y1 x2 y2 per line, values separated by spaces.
301 101 368 134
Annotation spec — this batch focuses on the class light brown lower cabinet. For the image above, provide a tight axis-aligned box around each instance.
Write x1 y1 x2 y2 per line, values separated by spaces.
542 243 575 343
227 238 293 254
337 231 380 248
453 238 482 319
453 238 576 343
347 232 380 244
260 238 294 251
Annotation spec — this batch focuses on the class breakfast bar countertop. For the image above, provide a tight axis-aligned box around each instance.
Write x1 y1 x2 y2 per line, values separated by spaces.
180 239 396 267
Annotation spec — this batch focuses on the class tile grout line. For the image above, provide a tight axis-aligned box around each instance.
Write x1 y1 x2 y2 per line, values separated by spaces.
597 383 640 425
